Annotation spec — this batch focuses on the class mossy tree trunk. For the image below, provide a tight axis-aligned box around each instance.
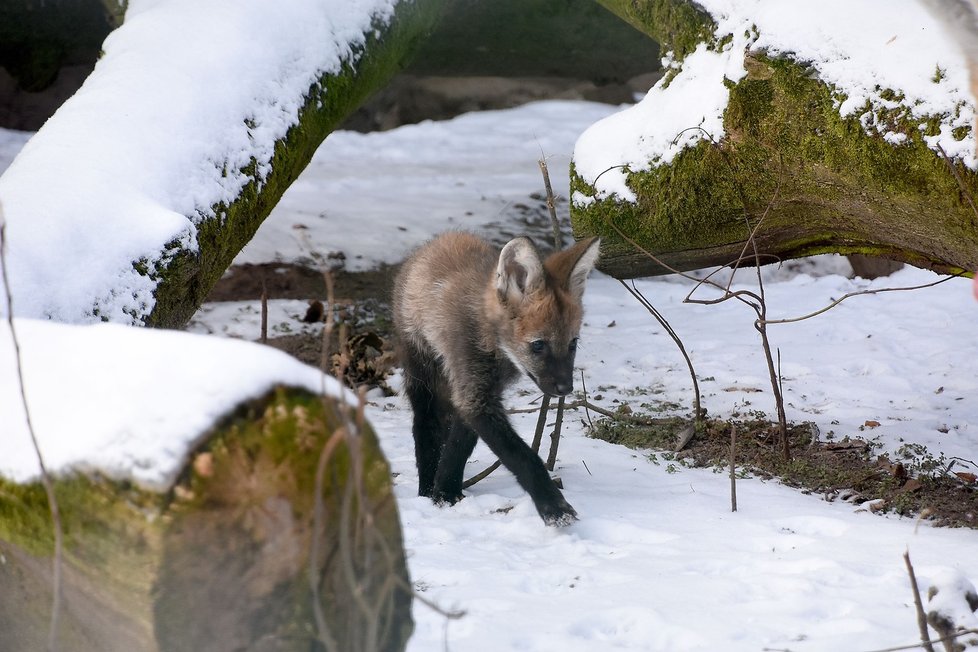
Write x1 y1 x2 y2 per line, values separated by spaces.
574 0 978 279
147 0 445 328
0 387 412 652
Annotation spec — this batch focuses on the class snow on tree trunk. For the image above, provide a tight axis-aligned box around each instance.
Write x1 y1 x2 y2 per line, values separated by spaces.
573 0 978 280
0 0 444 327
0 387 412 652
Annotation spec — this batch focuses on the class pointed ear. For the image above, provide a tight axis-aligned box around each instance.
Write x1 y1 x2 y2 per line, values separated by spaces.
496 237 544 303
546 237 600 300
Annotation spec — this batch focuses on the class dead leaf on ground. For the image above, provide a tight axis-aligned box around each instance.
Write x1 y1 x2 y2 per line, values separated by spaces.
896 478 923 495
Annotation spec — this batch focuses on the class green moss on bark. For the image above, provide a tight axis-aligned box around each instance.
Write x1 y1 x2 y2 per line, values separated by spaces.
145 1 445 328
572 50 978 278
595 0 713 59
0 387 411 652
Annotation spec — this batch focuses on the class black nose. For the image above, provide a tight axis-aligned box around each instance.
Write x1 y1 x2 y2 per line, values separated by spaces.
553 382 572 396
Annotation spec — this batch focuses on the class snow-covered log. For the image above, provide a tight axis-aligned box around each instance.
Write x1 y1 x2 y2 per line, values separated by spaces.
0 0 443 327
573 0 978 279
0 320 411 652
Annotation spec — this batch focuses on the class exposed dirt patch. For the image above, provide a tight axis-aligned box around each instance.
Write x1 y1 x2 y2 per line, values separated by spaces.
589 410 978 529
205 263 398 391
207 262 398 305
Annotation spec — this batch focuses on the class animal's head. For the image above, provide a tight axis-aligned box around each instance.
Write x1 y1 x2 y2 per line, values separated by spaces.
494 236 601 397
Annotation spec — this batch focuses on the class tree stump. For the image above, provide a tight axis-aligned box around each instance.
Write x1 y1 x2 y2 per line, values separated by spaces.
0 387 412 652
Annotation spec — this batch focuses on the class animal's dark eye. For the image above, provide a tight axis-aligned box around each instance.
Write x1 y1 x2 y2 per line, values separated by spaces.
569 338 579 352
530 340 547 355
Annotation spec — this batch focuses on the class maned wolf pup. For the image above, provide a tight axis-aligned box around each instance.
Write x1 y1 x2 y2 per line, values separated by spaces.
393 232 600 526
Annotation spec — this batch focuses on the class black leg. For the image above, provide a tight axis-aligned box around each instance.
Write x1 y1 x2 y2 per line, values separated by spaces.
401 346 450 498
432 417 479 504
464 404 577 526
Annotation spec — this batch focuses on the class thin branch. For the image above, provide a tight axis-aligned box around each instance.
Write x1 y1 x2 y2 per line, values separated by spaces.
579 370 594 430
530 393 552 453
537 156 563 251
904 549 937 652
1 215 64 652
509 397 675 426
730 425 738 513
260 276 268 344
321 268 336 376
309 428 347 652
747 176 790 460
462 459 501 490
619 279 702 425
856 630 978 652
546 396 565 471
760 273 964 325
400 576 466 621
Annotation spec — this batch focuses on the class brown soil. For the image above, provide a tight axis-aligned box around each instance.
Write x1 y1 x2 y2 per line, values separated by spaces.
205 263 398 392
207 262 397 305
589 409 978 529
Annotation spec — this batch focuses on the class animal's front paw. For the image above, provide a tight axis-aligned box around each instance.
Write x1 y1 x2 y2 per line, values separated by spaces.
431 490 464 506
538 500 578 527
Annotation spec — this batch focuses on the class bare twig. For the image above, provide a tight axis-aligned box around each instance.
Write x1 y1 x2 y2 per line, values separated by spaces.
512 397 678 428
579 369 594 430
260 276 268 344
759 273 964 325
537 156 563 251
530 393 552 453
856 629 978 652
322 268 337 376
905 549 938 652
305 236 404 652
462 460 502 490
949 456 978 470
508 397 676 427
730 425 738 513
310 427 346 652
744 172 790 460
307 245 342 651
618 279 702 427
546 396 565 471
1 213 64 652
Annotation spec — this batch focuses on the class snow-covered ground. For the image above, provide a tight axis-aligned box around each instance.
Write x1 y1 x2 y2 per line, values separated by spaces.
195 100 978 650
2 0 978 646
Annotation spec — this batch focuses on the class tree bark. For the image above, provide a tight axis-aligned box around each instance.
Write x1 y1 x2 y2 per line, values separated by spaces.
147 0 445 328
573 1 978 280
0 1 445 328
0 387 412 652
